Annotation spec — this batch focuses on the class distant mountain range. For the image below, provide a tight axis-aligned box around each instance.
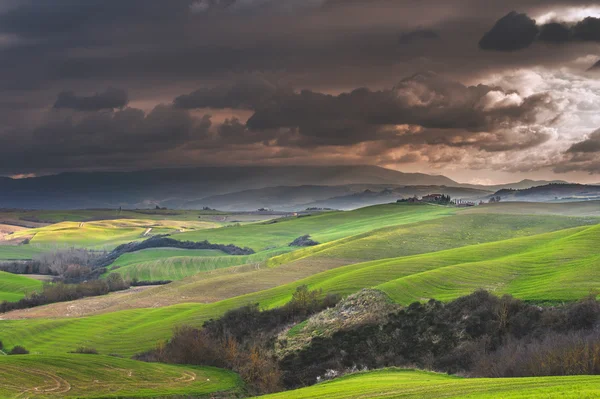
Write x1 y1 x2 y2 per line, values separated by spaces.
0 165 587 210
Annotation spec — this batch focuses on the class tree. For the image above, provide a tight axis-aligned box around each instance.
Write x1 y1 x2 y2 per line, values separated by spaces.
106 272 128 291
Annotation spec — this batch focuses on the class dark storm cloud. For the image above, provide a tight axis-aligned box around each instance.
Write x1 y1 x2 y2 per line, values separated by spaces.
538 22 571 43
479 11 539 51
0 1 192 37
53 88 129 111
567 129 600 153
0 0 597 177
398 29 440 44
0 104 212 173
243 73 553 148
174 78 286 110
481 12 600 50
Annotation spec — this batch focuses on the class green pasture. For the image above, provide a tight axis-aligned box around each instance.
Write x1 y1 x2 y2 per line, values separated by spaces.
8 219 217 250
268 213 597 267
108 247 293 281
174 204 456 251
2 224 598 356
0 354 242 398
258 369 600 399
0 270 42 302
0 245 45 260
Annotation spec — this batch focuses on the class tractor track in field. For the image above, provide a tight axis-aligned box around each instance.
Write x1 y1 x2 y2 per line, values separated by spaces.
10 369 71 398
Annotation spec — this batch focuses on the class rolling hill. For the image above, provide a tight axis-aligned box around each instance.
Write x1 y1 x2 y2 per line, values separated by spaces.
0 355 242 398
0 270 42 302
2 222 598 356
257 369 600 399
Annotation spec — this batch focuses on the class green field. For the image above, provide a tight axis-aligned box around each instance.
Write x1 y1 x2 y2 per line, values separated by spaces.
258 369 600 398
8 219 219 250
0 270 42 302
1 202 600 398
0 354 242 398
0 245 45 260
174 204 456 251
268 213 597 267
2 223 598 356
108 247 293 281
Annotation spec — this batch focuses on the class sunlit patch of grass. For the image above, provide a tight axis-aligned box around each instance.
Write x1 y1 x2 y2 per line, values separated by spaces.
257 368 600 399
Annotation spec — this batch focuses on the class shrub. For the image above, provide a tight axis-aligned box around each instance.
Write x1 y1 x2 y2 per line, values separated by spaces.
9 346 29 355
289 235 319 247
71 347 99 355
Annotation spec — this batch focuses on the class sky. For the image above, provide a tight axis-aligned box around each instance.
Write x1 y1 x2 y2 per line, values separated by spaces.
1 0 600 184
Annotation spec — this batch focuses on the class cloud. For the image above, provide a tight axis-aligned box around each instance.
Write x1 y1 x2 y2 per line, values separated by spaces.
173 78 286 109
243 73 555 150
398 29 440 44
53 88 129 111
538 22 571 43
567 128 600 153
479 11 539 51
482 12 600 51
0 103 213 173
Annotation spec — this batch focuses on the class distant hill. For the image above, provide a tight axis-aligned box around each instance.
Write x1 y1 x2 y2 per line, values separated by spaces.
462 179 569 191
494 183 600 202
0 166 578 210
187 184 492 211
0 165 459 209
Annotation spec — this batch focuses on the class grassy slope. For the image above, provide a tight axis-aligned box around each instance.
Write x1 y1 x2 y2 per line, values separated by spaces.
0 270 42 302
9 219 219 251
0 245 45 260
108 248 293 281
101 213 599 305
258 369 600 399
2 224 598 356
0 354 241 398
0 208 278 223
173 204 456 251
268 213 597 267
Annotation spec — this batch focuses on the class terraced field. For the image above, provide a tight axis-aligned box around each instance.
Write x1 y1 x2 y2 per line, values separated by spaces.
0 355 242 398
258 369 600 398
0 270 42 302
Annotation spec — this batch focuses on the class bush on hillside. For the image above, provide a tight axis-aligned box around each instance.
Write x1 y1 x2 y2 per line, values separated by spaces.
9 346 29 355
278 291 600 386
0 278 130 314
71 347 99 355
289 235 319 247
138 285 340 395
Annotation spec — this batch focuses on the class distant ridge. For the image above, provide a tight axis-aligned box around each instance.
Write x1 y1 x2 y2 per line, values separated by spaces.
0 166 578 210
493 183 600 202
0 165 457 209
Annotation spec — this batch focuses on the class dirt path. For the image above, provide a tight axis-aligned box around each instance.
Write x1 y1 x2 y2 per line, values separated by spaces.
142 227 153 236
